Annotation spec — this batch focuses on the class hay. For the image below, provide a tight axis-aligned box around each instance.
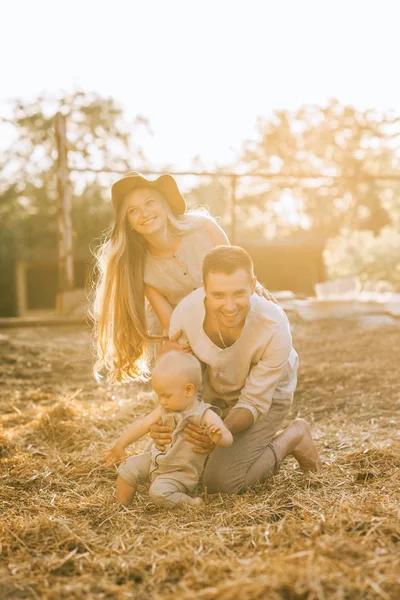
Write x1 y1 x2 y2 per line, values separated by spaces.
1 322 399 599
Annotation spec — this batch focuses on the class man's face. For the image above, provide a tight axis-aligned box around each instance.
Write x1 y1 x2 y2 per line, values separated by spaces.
204 268 257 329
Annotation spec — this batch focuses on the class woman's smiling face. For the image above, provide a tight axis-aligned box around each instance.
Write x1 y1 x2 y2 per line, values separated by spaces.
125 186 168 235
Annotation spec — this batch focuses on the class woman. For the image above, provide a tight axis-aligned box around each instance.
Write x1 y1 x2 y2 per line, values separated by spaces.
93 171 272 384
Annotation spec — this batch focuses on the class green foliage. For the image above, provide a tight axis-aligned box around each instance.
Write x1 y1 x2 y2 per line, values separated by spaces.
324 227 400 289
2 93 400 255
1 90 135 184
0 89 147 251
239 99 400 236
186 176 231 230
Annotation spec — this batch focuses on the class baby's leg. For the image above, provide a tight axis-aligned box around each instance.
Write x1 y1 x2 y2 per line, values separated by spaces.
116 475 136 506
149 477 203 508
116 452 151 506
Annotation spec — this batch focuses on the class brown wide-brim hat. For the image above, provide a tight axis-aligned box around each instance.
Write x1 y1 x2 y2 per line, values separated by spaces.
111 171 186 215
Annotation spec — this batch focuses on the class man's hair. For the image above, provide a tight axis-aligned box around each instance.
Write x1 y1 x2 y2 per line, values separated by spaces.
202 245 254 284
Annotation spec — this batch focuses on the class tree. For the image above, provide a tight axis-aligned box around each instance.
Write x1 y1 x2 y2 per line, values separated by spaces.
186 175 231 224
325 227 400 289
238 100 400 237
0 89 150 246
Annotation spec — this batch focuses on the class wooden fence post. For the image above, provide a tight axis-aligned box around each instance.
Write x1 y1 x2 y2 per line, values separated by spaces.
54 112 74 314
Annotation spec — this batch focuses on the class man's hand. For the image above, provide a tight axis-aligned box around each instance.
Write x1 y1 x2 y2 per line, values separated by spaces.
149 419 173 451
103 444 125 467
159 330 192 355
184 423 215 454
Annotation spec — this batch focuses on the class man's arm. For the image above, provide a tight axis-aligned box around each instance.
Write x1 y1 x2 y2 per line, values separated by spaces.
223 407 255 434
235 324 294 422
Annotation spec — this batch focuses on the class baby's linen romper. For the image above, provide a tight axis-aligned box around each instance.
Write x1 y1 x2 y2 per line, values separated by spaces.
118 401 213 506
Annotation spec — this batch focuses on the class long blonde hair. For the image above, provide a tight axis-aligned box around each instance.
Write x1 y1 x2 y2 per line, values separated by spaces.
92 191 207 384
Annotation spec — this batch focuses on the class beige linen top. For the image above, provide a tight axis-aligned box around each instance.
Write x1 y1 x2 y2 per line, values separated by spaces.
143 215 214 333
149 401 212 489
144 215 214 306
169 288 299 422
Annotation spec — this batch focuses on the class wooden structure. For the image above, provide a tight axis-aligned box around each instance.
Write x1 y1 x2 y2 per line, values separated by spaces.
4 112 399 318
0 244 90 318
243 231 326 297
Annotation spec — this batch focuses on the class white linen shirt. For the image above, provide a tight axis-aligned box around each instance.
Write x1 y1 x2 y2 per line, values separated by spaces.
169 288 299 423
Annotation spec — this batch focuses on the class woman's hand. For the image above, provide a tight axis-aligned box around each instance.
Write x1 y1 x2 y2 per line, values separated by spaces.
159 330 192 355
103 444 125 467
184 423 215 454
255 282 278 305
149 420 173 451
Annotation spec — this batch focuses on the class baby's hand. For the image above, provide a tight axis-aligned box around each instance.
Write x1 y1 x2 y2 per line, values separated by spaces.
103 445 125 467
205 423 223 444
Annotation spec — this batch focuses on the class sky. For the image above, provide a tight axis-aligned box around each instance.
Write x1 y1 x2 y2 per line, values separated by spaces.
2 0 400 170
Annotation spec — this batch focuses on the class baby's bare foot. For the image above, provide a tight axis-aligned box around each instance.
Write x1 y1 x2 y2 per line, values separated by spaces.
181 496 204 509
291 418 322 473
192 496 204 506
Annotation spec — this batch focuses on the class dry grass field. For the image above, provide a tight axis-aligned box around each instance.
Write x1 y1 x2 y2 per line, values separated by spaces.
1 317 399 599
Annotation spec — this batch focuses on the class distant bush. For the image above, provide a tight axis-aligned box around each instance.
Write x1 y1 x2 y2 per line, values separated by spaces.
324 227 400 290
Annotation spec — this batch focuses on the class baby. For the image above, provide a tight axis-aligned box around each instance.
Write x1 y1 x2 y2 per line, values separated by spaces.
104 351 233 507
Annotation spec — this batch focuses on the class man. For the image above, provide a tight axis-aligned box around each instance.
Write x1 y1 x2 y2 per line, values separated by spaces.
152 246 321 494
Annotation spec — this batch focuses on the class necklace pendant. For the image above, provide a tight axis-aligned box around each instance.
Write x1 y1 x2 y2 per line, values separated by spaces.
217 325 228 349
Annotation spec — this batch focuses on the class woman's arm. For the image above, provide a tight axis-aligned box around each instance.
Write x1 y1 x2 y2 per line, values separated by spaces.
145 285 174 330
145 285 191 356
204 218 230 246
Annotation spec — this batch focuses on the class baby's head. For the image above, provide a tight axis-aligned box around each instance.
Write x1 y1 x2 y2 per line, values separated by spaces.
151 352 202 412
